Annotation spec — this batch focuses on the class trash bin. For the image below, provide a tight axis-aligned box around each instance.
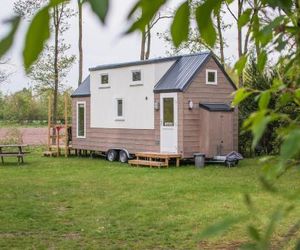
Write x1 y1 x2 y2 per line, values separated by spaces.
194 153 205 168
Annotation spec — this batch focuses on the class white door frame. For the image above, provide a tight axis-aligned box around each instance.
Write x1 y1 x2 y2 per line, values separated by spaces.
160 93 178 153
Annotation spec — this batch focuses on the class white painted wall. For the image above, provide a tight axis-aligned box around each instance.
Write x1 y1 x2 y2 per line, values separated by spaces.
90 61 175 129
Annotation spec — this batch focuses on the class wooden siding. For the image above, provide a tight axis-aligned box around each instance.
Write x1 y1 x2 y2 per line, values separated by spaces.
72 97 159 153
182 57 238 158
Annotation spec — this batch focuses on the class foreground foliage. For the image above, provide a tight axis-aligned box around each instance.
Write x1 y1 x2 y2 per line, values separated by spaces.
0 153 299 249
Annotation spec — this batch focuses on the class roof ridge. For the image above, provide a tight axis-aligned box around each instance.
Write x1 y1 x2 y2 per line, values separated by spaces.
89 51 211 71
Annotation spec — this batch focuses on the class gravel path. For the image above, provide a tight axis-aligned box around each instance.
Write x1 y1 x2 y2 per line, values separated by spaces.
0 128 48 146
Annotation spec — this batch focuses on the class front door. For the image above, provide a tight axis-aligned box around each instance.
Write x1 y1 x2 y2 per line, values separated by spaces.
160 93 178 153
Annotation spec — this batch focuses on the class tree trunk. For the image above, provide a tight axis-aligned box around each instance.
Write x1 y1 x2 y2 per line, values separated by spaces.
140 30 146 60
237 0 243 87
145 24 151 60
253 0 260 59
78 0 83 86
216 13 225 66
53 6 59 127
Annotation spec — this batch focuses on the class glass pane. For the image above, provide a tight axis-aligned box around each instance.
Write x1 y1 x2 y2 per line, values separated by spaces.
101 74 108 84
132 71 141 81
117 99 123 117
78 104 85 136
208 72 216 82
163 98 174 126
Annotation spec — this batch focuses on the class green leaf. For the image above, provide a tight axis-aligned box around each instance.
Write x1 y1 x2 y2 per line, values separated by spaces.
232 88 252 106
0 17 21 59
263 0 293 13
280 129 300 160
258 91 271 110
296 240 300 250
257 51 267 72
257 16 284 46
195 0 221 47
238 9 252 29
295 89 300 99
259 176 277 193
23 6 50 71
171 1 190 47
87 0 109 23
244 111 274 148
234 55 248 76
126 0 166 33
247 225 261 241
279 92 292 106
199 217 241 239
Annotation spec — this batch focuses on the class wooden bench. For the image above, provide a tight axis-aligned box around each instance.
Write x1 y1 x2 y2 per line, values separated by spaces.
0 145 28 165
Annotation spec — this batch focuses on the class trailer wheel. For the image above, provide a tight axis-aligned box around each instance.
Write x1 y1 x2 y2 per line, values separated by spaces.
107 150 118 162
119 150 128 163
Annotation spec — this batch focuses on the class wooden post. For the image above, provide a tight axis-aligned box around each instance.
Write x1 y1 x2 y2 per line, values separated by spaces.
176 157 180 167
64 93 68 157
56 127 60 157
47 96 51 151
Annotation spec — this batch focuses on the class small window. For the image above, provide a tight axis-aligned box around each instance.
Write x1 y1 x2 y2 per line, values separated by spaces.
132 70 141 82
117 99 123 117
163 97 174 126
101 74 109 84
77 102 86 138
206 69 217 85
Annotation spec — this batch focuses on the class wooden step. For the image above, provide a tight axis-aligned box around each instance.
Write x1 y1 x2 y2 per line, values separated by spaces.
128 159 167 168
43 151 58 157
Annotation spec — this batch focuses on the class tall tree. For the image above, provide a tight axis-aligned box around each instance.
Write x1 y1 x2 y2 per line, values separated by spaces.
14 0 75 125
158 1 229 64
140 13 172 60
0 61 11 85
78 0 84 86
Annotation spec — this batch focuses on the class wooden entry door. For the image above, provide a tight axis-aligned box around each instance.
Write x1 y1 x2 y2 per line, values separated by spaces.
160 93 178 153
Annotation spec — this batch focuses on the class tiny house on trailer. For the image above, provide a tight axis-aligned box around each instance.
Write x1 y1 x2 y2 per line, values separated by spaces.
71 52 238 164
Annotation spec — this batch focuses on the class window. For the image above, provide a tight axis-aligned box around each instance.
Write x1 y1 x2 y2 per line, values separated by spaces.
116 99 124 119
163 98 174 126
101 74 109 84
206 69 217 85
132 70 141 82
77 102 86 138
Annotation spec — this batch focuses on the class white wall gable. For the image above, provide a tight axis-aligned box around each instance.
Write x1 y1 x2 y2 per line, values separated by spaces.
90 60 175 129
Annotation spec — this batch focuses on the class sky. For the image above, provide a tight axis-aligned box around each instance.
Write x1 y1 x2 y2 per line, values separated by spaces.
0 0 238 93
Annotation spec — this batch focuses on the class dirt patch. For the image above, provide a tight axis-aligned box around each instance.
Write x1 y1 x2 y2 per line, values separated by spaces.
0 128 47 146
198 240 244 250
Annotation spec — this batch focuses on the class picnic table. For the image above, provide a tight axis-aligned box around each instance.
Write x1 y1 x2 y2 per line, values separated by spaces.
0 144 28 165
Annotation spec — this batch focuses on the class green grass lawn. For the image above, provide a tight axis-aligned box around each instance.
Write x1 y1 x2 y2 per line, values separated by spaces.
0 151 299 249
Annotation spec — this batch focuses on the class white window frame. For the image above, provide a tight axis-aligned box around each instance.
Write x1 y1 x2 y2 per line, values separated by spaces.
100 73 109 85
76 101 86 138
131 70 142 83
115 98 125 121
206 69 218 85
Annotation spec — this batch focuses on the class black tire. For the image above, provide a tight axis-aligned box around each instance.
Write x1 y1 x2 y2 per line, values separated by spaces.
119 150 128 163
107 149 118 162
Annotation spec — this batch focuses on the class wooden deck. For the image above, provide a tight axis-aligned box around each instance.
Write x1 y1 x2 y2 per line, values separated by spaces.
129 152 182 168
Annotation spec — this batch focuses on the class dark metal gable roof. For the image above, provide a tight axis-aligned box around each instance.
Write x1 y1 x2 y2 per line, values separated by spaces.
153 52 211 93
71 76 90 97
199 103 233 112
